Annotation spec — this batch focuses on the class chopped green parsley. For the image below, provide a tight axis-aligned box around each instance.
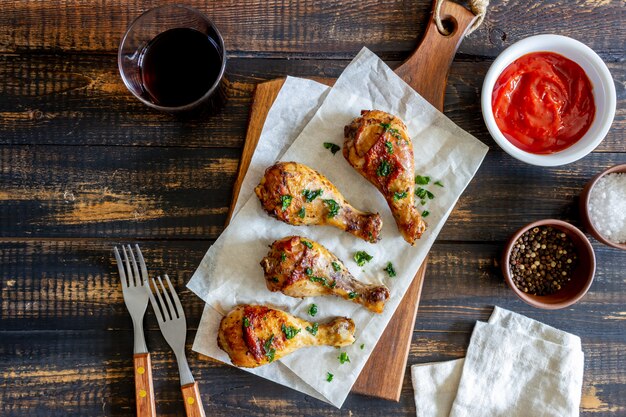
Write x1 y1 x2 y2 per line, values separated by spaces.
385 141 394 154
243 317 250 328
264 335 276 362
280 252 286 262
308 304 318 317
415 175 430 185
380 122 402 139
415 187 434 199
306 268 335 288
281 323 301 340
323 199 340 218
302 189 323 202
388 128 401 139
338 352 351 364
306 322 319 336
302 240 313 249
348 291 359 299
323 142 341 155
354 251 373 267
393 191 407 201
326 372 334 382
377 160 392 177
434 180 444 187
385 262 396 278
280 195 292 211
310 275 336 289
331 261 341 272
309 276 328 286
422 210 430 217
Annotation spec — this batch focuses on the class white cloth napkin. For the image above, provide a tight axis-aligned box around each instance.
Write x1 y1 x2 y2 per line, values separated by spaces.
411 307 584 417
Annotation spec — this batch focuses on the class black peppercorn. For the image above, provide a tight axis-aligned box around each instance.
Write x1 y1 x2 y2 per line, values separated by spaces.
509 226 577 296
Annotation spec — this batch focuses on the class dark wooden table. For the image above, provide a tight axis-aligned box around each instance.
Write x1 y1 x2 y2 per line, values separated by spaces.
0 1 624 416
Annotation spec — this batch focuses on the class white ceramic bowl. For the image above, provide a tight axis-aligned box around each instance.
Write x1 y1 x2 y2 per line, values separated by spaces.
481 34 616 166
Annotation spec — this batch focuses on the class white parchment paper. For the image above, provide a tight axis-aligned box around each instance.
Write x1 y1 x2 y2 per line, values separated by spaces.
187 48 489 408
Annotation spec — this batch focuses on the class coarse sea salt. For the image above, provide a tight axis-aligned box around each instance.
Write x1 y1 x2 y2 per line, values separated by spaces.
588 172 626 244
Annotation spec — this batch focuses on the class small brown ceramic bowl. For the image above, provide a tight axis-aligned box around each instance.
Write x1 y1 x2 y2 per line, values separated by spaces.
579 164 626 250
502 219 596 309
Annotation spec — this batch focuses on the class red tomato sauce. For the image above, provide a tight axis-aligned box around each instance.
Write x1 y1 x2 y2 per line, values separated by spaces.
492 52 595 154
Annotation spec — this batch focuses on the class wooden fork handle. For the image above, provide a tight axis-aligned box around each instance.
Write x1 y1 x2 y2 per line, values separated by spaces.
133 353 156 417
181 382 206 417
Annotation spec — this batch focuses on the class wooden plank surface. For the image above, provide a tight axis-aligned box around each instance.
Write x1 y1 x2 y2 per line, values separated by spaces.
0 56 623 149
0 0 625 415
2 240 626 333
1 147 624 241
1 241 625 416
0 0 623 61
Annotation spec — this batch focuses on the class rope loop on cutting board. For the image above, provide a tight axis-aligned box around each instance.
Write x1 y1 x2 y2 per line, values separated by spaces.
434 0 489 36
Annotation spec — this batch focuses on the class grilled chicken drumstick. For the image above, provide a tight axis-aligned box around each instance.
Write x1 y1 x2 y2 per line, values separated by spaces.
344 110 426 245
255 162 382 243
218 304 355 368
261 236 390 313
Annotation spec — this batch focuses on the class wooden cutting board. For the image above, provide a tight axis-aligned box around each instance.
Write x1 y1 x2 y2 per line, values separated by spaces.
226 0 477 402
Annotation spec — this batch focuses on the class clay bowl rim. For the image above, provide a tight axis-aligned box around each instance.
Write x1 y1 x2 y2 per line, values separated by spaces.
502 219 596 310
579 163 626 250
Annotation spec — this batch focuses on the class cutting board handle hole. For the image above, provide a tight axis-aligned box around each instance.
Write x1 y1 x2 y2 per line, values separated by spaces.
438 16 457 37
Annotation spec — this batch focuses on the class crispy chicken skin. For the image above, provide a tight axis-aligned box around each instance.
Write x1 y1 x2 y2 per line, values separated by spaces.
344 110 426 245
217 304 356 368
260 236 390 313
254 161 383 243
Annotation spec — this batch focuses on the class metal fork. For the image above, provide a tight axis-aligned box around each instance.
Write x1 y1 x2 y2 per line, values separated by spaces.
146 274 205 417
114 245 156 417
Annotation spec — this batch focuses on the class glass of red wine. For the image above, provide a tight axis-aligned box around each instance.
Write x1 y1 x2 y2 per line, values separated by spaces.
118 5 226 112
